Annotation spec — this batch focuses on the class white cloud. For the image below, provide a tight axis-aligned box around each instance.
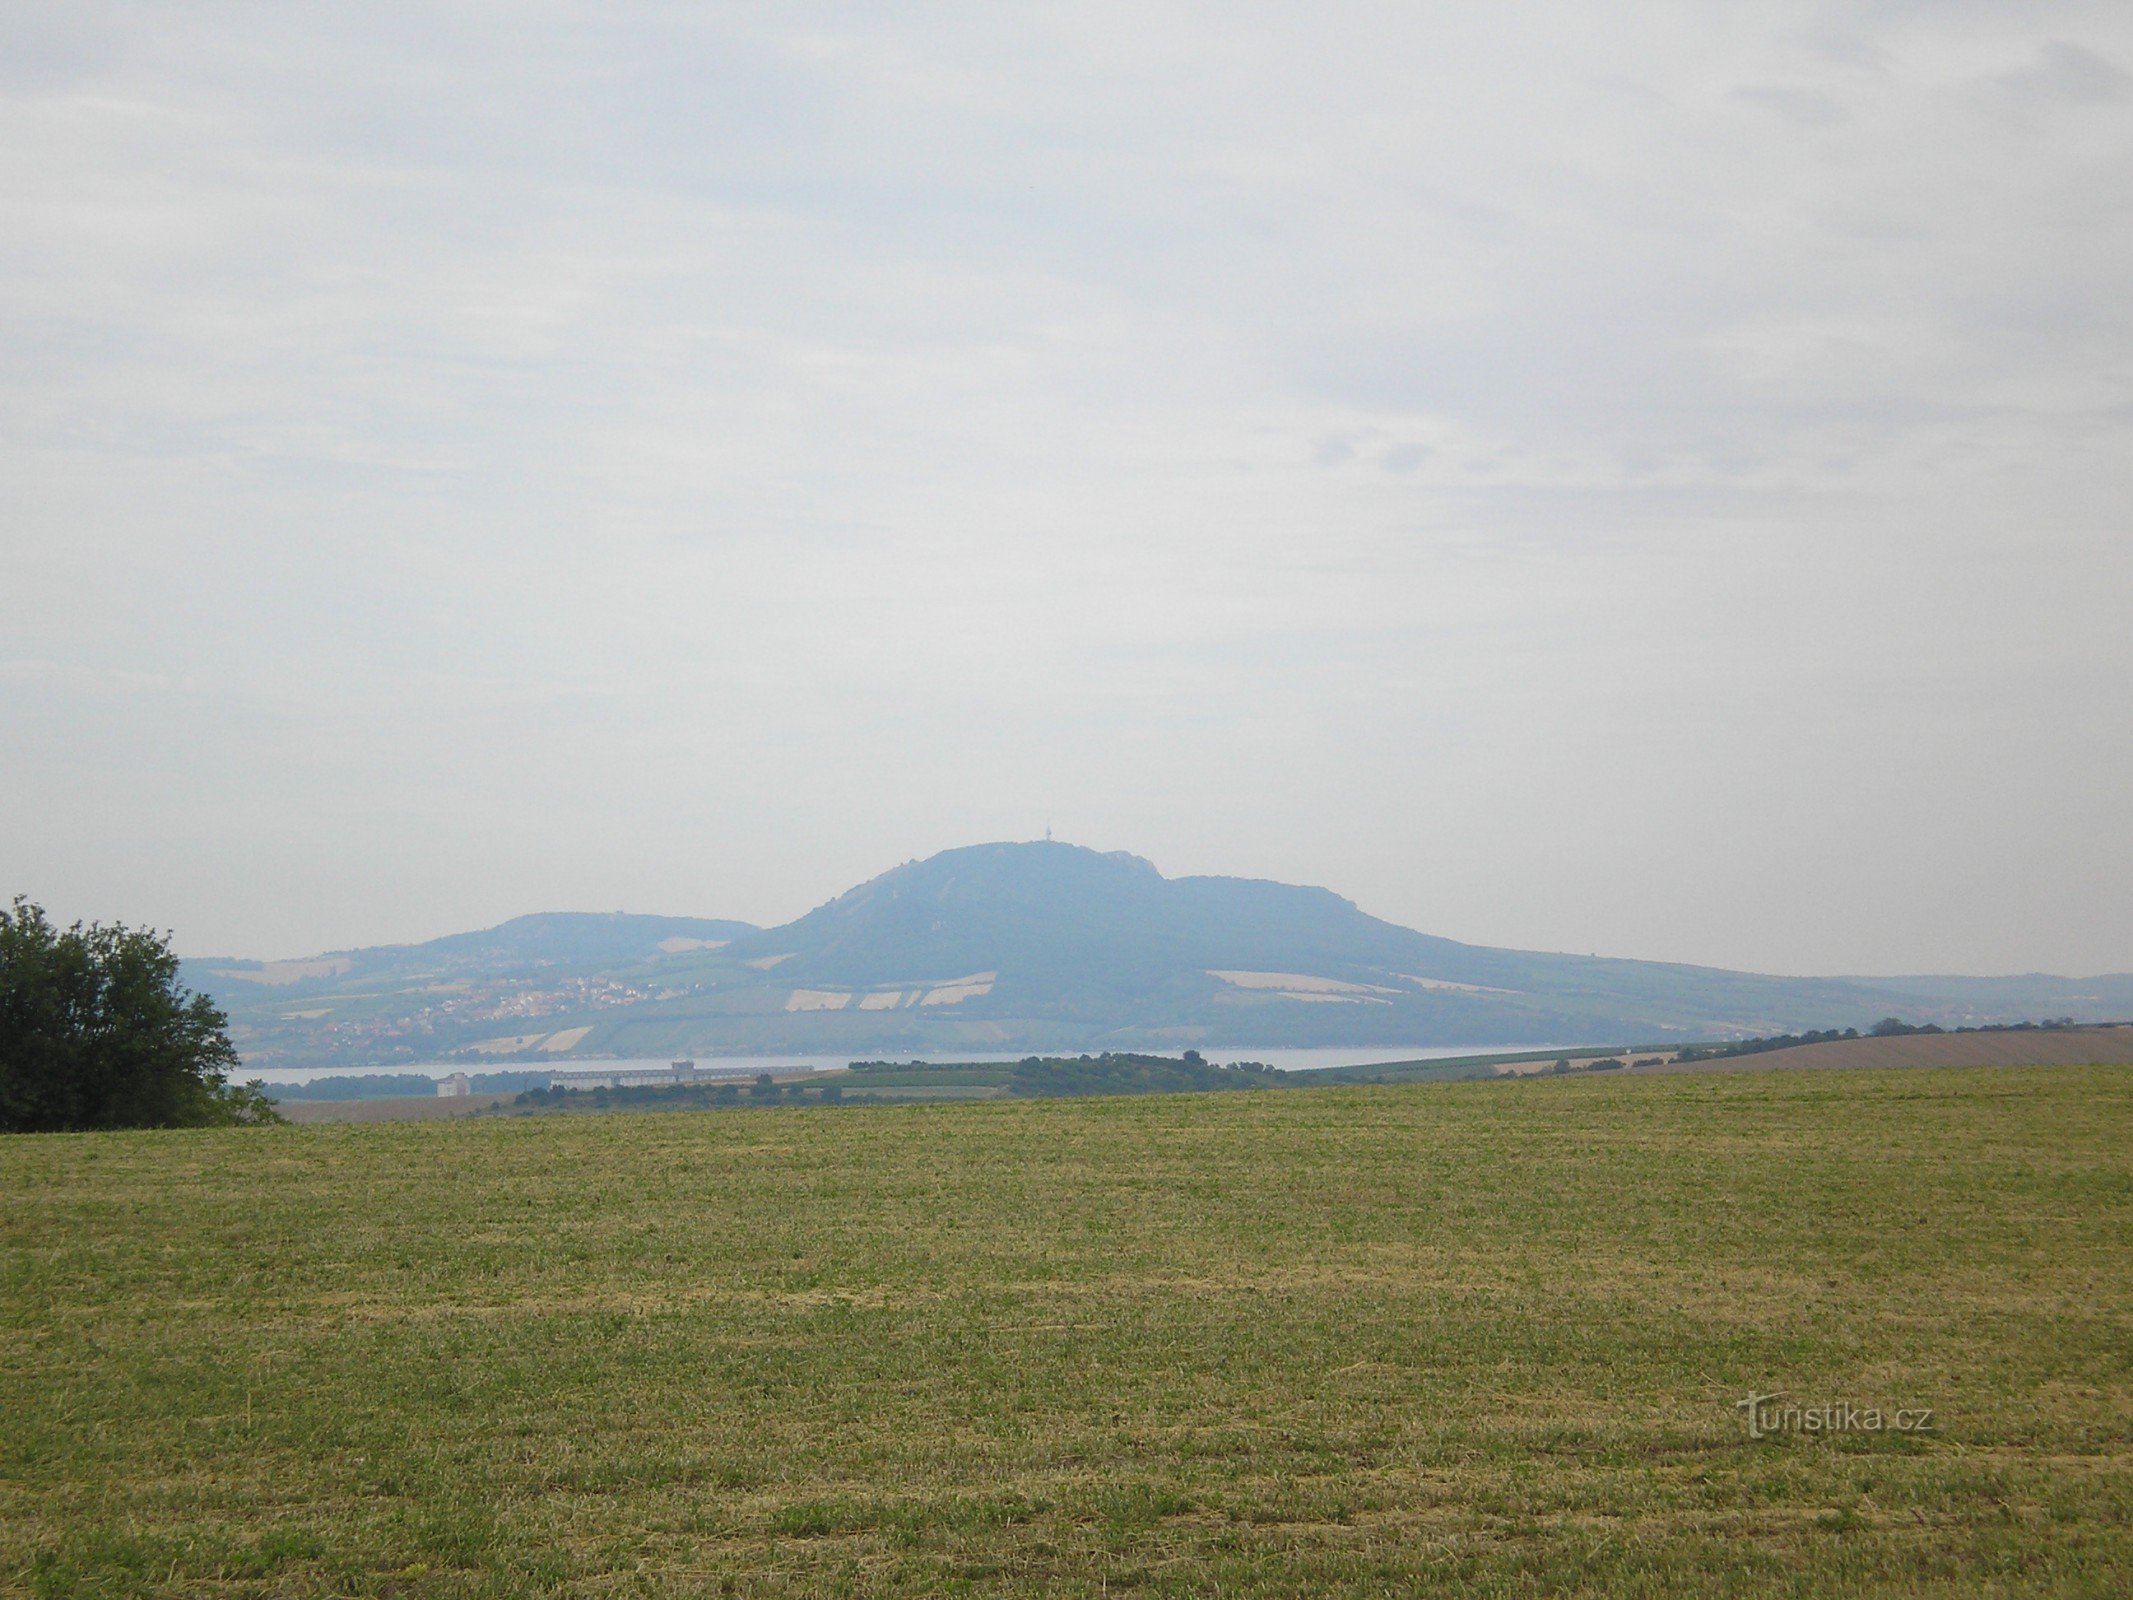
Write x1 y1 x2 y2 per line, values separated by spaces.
1993 40 2130 107
2 2 2129 974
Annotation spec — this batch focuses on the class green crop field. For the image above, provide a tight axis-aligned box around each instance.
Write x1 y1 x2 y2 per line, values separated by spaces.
4 1066 2129 1597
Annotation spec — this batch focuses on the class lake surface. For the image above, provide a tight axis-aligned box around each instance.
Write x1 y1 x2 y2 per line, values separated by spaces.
254 1045 1557 1086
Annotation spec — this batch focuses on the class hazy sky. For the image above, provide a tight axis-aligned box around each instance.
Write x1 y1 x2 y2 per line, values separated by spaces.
5 3 2130 976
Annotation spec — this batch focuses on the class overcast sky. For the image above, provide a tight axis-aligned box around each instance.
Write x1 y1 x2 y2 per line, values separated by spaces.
4 2 2130 976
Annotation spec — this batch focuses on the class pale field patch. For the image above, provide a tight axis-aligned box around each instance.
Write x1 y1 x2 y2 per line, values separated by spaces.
920 974 997 1005
540 1026 594 1052
786 989 852 1012
207 957 353 986
1208 970 1400 995
1401 974 1521 994
465 1032 549 1054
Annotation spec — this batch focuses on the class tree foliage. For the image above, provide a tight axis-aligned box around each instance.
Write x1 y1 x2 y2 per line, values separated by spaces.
1673 1027 1862 1064
1007 1052 1288 1098
0 898 282 1132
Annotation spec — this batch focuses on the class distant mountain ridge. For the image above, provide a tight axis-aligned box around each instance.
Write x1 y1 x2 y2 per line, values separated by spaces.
199 911 756 982
184 842 2133 1072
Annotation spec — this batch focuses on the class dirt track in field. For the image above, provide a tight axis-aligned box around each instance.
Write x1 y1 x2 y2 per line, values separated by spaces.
1633 1025 2133 1075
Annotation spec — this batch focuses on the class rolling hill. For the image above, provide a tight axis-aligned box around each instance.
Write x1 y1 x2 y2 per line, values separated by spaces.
183 842 2133 1071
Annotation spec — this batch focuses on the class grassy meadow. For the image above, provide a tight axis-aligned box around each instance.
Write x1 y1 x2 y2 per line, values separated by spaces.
3 1066 2130 1597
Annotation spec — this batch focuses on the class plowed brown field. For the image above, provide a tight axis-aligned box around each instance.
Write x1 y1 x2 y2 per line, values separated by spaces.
1637 1023 2133 1073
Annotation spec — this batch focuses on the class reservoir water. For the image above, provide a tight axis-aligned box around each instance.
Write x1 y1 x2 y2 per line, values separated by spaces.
254 1044 1553 1086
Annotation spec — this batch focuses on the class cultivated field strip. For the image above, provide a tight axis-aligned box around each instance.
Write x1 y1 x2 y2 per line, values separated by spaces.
1637 1025 2133 1073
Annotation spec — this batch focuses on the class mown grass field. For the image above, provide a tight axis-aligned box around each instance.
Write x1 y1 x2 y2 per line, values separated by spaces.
3 1066 2129 1597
